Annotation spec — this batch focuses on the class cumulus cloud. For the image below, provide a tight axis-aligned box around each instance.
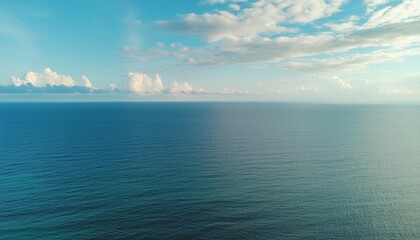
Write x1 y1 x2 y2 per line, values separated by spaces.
126 72 207 95
167 81 193 94
127 72 163 94
0 68 102 94
11 68 76 87
2 70 209 96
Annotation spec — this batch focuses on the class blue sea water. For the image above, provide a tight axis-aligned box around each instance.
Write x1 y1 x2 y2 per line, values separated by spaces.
0 103 419 239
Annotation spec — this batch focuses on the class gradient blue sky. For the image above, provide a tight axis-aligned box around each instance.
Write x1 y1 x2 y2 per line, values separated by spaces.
1 0 419 102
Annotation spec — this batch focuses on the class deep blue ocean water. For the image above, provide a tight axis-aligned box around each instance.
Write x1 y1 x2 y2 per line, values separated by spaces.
0 103 419 239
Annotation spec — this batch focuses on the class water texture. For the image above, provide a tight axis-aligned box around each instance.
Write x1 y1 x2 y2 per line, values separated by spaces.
0 103 419 239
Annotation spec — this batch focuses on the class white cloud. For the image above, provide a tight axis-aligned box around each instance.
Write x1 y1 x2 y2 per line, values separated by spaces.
117 0 420 103
82 75 93 88
308 76 354 96
153 0 420 72
188 20 420 65
157 0 346 42
11 68 76 87
284 47 420 73
2 68 102 94
229 4 241 11
222 87 250 94
338 78 353 90
366 0 420 27
127 72 163 94
364 0 391 12
4 70 210 96
272 74 420 98
207 0 226 4
109 83 118 90
325 15 359 32
168 81 193 94
123 72 204 95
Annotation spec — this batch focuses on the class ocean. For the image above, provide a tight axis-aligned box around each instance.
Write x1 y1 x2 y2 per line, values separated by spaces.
0 103 419 239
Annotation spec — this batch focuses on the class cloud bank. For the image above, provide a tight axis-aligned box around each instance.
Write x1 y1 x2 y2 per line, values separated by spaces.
11 68 76 87
126 72 206 95
128 72 163 94
0 68 97 94
0 68 205 96
167 81 193 94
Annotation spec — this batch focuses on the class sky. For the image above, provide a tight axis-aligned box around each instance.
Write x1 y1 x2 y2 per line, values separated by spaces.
1 0 420 103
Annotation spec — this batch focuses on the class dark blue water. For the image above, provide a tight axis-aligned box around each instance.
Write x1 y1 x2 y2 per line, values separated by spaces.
0 103 419 239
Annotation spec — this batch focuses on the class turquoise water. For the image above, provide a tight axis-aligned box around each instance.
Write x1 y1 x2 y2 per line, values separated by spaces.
0 103 419 239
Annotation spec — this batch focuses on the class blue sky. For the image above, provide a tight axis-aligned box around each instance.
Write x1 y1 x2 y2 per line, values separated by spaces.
1 0 420 102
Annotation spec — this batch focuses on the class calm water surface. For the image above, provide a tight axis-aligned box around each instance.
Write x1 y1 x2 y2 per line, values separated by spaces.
0 103 419 239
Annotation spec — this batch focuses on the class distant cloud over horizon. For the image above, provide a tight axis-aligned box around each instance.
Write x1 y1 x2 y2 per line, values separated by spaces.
127 72 164 94
1 68 95 94
12 68 76 88
0 69 208 96
0 84 96 94
0 0 419 102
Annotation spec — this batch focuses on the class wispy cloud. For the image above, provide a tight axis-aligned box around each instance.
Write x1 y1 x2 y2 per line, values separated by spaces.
284 47 420 73
1 0 419 102
366 0 420 27
364 0 391 13
157 0 345 42
150 0 420 76
184 20 420 66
